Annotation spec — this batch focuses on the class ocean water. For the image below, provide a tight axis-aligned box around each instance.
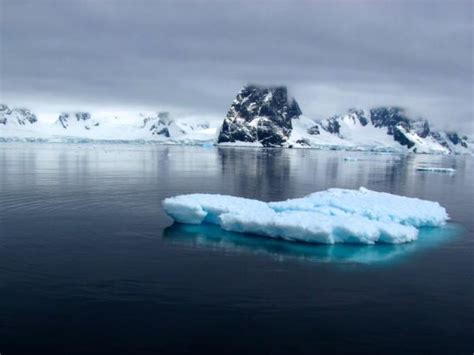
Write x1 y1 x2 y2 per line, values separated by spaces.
0 143 473 354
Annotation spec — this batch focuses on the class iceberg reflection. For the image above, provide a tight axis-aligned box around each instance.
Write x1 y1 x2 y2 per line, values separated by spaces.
163 223 461 265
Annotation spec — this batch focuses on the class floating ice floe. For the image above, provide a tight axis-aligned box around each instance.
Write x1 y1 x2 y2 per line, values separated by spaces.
162 188 449 245
416 166 456 173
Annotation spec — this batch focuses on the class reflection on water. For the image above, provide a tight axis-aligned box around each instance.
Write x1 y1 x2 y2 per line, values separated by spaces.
163 223 461 265
218 148 292 201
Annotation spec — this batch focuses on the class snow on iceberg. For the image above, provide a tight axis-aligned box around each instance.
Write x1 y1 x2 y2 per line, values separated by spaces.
162 188 449 245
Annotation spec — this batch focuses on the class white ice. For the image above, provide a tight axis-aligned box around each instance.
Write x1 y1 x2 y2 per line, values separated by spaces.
162 188 449 245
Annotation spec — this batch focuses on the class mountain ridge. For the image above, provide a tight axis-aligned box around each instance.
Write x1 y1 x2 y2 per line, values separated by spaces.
1 88 472 154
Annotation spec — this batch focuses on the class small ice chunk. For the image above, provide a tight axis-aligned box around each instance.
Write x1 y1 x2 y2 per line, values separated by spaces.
416 166 455 173
162 188 449 245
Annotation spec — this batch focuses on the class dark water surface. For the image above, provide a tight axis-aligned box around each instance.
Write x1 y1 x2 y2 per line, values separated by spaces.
0 144 473 354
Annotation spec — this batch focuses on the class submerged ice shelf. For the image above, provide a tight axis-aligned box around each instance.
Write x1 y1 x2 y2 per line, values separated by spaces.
163 223 459 264
162 188 449 245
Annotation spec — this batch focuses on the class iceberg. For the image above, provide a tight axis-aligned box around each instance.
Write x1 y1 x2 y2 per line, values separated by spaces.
162 188 449 245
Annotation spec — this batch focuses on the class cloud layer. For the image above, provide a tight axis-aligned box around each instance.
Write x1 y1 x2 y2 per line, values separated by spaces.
1 0 472 132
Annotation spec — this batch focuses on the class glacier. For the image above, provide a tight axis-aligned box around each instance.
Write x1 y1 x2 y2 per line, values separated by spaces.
162 188 449 245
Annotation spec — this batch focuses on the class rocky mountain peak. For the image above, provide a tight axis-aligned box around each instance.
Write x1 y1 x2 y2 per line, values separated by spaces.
218 85 302 147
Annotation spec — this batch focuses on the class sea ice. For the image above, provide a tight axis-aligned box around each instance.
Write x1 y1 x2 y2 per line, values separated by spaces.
162 188 449 245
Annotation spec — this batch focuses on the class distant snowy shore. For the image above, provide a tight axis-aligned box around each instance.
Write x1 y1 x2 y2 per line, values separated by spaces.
1 85 473 155
2 123 472 155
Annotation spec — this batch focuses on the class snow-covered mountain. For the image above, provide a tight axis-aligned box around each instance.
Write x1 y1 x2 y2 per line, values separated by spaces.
216 86 471 154
0 105 218 144
141 111 212 140
288 107 471 154
0 93 472 155
0 104 38 126
217 85 302 147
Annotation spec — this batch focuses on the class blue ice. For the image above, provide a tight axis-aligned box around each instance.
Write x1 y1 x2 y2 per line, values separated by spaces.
162 188 449 245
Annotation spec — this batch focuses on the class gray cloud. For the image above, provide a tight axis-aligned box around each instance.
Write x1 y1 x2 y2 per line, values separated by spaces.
0 0 473 132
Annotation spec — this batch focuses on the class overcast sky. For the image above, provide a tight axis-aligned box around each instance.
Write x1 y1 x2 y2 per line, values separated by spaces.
0 0 473 132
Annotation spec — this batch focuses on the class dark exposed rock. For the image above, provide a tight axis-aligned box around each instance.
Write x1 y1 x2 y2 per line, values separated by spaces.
217 85 302 147
447 132 460 145
321 110 368 135
447 132 468 148
430 132 449 148
57 112 93 129
154 127 170 137
0 104 11 124
393 126 415 149
307 125 320 135
368 107 418 147
370 107 410 134
13 108 37 125
295 138 311 146
323 116 341 135
415 120 431 138
347 108 368 126
0 104 11 114
316 106 471 153
429 131 468 150
142 112 175 136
